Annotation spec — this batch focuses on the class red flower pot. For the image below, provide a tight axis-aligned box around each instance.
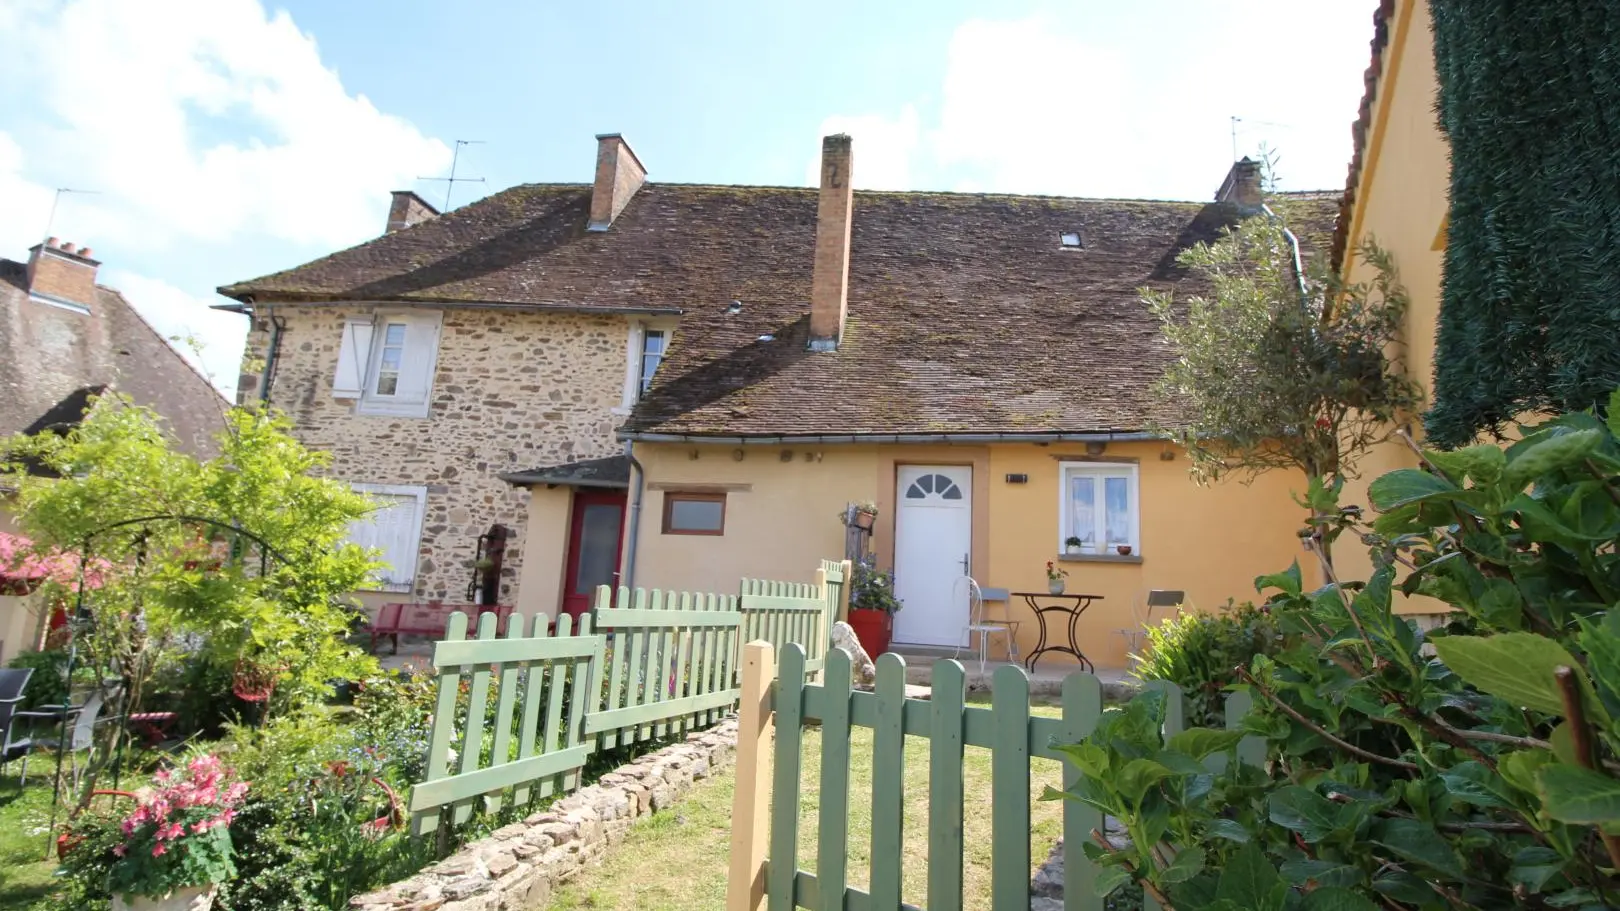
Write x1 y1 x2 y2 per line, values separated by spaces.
848 608 892 658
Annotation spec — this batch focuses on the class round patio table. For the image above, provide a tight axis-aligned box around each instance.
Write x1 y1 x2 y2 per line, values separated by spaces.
1014 591 1103 673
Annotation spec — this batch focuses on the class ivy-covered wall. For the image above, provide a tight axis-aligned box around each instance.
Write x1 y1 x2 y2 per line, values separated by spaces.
1426 0 1620 446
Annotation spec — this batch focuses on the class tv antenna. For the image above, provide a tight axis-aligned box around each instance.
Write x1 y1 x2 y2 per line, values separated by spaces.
419 139 486 211
1230 116 1295 162
44 188 102 239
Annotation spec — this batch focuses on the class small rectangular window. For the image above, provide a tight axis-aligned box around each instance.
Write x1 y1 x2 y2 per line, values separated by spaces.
1061 464 1139 554
1059 231 1083 248
640 328 667 393
662 491 725 535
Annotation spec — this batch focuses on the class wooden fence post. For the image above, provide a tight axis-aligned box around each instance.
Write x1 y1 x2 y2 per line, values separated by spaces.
728 641 777 911
838 559 853 624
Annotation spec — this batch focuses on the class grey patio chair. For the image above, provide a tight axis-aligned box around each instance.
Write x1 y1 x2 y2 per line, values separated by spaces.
0 668 34 781
18 685 121 788
954 577 1020 675
1118 589 1187 664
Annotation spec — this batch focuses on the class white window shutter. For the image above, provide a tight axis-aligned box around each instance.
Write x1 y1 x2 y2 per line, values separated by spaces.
394 318 440 406
376 496 417 590
347 486 425 592
333 320 374 398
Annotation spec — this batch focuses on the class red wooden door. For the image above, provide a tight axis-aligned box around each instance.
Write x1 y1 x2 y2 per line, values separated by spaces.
561 489 627 621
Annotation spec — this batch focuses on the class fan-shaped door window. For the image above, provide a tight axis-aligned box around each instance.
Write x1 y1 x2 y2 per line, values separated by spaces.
904 472 964 501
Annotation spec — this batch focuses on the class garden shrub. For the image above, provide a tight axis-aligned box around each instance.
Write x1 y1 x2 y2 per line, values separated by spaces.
1133 600 1287 728
1052 396 1620 910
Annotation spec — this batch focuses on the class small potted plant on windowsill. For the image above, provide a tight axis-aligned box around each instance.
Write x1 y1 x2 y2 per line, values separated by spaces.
847 557 902 657
1064 536 1083 555
1046 561 1068 595
105 755 249 911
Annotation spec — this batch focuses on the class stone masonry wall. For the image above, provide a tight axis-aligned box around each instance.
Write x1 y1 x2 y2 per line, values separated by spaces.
349 719 739 911
237 304 628 604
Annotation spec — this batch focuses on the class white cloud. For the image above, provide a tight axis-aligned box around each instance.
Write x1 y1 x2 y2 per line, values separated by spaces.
813 2 1374 200
809 106 921 190
0 0 450 253
0 0 453 400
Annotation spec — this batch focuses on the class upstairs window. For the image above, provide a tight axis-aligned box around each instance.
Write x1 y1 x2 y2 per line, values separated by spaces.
620 319 678 410
333 311 443 418
1059 231 1083 248
640 328 667 393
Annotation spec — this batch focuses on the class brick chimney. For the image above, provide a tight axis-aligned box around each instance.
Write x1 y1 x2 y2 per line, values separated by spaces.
1216 157 1264 212
587 133 647 232
26 237 100 311
387 190 439 233
808 134 854 351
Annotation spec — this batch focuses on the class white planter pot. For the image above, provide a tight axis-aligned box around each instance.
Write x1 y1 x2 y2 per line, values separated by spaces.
113 885 218 911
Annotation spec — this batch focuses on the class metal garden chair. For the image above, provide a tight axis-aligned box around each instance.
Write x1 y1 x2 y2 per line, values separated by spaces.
1117 589 1187 663
0 668 34 781
955 577 1020 675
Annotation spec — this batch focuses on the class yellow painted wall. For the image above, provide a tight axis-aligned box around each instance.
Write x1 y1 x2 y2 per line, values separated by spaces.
1336 0 1456 605
627 444 883 595
629 440 1312 670
985 443 1308 669
517 485 573 619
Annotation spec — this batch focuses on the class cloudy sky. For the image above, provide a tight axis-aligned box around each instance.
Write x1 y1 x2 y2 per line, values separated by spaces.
0 0 1377 399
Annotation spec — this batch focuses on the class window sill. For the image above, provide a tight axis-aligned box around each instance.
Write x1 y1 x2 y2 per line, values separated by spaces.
1057 553 1143 565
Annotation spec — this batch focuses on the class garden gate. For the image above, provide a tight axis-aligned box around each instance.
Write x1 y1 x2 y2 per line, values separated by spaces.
726 642 1261 911
406 560 850 835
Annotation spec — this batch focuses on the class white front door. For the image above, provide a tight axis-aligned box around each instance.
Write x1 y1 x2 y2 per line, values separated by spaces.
892 465 972 647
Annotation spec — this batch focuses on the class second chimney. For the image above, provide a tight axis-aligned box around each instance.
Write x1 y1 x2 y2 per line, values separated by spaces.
387 190 440 234
1216 157 1264 212
588 134 647 231
27 238 100 311
808 134 854 351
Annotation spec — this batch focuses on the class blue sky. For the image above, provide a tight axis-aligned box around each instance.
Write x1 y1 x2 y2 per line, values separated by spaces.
0 0 1378 398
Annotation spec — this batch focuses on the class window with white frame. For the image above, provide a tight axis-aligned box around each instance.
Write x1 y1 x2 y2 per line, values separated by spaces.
619 319 677 410
1060 463 1140 555
332 311 443 417
346 483 428 592
640 328 667 393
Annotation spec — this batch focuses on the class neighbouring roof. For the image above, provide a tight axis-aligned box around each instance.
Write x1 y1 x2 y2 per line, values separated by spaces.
1 259 227 455
220 179 1338 438
1331 0 1398 272
499 454 631 489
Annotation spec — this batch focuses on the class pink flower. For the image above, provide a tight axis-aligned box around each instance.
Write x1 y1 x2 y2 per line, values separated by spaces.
112 845 126 857
151 844 167 858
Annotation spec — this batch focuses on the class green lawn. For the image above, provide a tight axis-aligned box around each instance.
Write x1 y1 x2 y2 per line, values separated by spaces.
549 703 1067 910
0 773 71 911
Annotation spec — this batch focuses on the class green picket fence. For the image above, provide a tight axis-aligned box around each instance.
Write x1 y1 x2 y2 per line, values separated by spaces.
408 564 839 835
740 578 834 675
590 586 743 749
728 643 1259 911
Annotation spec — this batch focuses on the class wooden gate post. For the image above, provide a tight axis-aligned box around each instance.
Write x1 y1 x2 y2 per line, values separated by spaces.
728 641 777 911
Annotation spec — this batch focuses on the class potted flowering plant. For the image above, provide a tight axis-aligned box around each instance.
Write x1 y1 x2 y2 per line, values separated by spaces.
107 755 249 910
1045 561 1068 595
847 557 901 657
844 501 879 531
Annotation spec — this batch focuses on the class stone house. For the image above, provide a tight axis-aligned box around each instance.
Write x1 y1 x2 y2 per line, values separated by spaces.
216 136 668 609
218 133 1346 668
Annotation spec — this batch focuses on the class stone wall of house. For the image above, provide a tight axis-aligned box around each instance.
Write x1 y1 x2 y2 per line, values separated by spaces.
236 304 628 604
349 719 738 911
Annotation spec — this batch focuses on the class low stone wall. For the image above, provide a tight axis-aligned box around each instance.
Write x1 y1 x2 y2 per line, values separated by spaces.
350 718 740 911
